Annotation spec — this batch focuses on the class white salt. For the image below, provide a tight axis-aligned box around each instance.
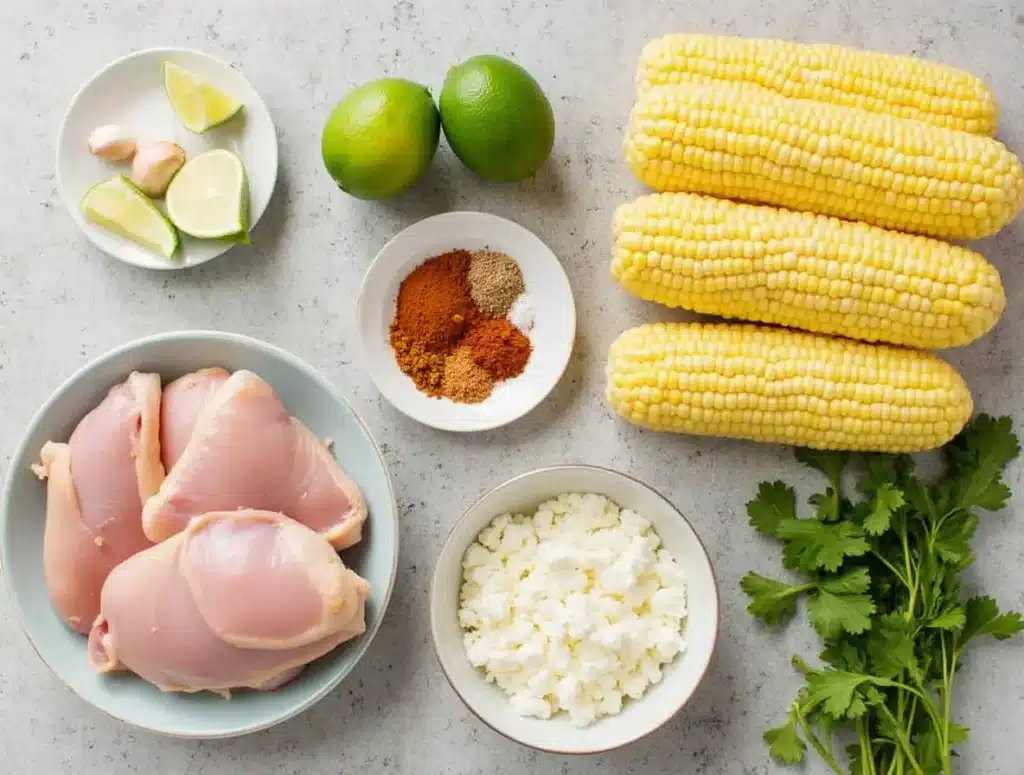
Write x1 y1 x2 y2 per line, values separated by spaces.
508 294 535 333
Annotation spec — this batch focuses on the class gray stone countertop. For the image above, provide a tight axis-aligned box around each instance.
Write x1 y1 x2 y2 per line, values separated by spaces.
1 1 1022 773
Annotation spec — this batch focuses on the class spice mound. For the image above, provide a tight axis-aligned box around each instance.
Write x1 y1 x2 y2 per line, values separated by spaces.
467 250 524 317
389 249 532 404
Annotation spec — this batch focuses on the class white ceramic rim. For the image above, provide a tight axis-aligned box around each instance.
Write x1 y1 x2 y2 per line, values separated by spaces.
55 47 279 271
0 329 399 738
428 464 721 754
355 211 577 433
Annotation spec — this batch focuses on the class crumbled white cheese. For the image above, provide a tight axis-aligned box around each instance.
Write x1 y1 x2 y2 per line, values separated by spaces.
457 492 688 726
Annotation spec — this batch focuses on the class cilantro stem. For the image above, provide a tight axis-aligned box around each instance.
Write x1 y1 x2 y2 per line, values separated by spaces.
856 717 875 775
895 687 907 764
790 582 819 596
900 527 920 619
870 550 909 588
905 693 919 748
793 708 848 775
940 635 956 775
876 703 926 775
888 680 943 734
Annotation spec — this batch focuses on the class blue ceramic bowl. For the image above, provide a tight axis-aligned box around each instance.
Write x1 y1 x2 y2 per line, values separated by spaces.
0 331 398 738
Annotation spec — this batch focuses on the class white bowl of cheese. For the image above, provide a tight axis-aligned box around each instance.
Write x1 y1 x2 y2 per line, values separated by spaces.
429 465 719 754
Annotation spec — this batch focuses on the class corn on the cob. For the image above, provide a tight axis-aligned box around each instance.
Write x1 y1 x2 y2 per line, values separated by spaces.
611 193 1005 350
636 34 999 135
606 322 972 452
625 84 1024 240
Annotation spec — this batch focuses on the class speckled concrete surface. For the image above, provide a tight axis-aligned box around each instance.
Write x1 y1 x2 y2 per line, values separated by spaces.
1 1 1022 773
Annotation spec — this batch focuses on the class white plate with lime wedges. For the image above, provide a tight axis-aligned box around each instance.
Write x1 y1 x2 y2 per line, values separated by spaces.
57 48 277 270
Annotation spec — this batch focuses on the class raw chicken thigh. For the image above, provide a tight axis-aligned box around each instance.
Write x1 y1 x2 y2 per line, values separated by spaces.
36 443 110 634
33 372 163 633
88 510 369 694
160 367 229 470
142 370 366 549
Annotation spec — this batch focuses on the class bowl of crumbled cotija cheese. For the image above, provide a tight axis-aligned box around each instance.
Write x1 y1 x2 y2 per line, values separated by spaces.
429 466 719 754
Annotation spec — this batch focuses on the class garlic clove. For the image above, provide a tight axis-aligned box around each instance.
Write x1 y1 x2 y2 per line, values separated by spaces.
87 125 137 162
131 141 187 198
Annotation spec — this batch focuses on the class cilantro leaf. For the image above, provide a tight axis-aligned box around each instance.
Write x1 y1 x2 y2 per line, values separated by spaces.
948 722 969 744
945 414 1020 513
795 448 849 487
764 713 806 764
958 596 1024 648
916 727 944 775
776 519 870 572
903 478 937 523
946 414 1020 474
863 483 903 536
848 499 874 527
820 638 867 672
747 481 796 537
808 490 841 522
857 453 916 493
808 589 875 639
845 743 866 774
927 606 966 630
867 614 918 679
803 669 882 720
819 567 871 595
933 511 978 567
915 717 969 775
740 572 809 626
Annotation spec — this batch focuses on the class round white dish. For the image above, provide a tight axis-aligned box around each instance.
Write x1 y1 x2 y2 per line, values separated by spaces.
357 211 576 432
0 331 398 738
57 48 278 270
429 465 720 754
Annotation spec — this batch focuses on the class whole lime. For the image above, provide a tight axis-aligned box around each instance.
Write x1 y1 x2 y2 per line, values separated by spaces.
439 55 555 182
321 78 440 200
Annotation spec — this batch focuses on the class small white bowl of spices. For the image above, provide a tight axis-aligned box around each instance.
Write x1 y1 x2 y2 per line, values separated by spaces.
357 212 575 432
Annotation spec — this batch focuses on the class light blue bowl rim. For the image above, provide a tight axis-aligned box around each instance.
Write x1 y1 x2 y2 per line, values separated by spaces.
0 329 399 737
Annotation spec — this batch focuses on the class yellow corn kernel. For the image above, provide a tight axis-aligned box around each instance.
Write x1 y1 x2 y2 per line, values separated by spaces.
636 34 999 135
625 84 1024 240
611 193 1005 349
606 322 972 452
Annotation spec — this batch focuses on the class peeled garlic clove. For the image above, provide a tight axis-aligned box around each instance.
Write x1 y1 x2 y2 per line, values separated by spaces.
131 141 186 198
87 125 137 162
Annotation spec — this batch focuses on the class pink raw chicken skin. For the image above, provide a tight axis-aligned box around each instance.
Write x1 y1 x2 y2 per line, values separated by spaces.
33 372 164 633
88 510 370 694
160 367 230 470
142 370 367 549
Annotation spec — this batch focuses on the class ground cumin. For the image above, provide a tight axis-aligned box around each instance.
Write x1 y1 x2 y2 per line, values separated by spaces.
463 318 532 380
441 346 493 403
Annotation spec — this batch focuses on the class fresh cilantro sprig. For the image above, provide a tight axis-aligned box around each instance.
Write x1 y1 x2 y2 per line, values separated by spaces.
743 415 1023 775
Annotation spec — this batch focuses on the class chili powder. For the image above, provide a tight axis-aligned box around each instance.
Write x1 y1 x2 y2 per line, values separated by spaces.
463 318 532 380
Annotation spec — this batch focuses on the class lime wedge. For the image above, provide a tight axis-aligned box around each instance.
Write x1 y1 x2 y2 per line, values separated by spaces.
163 61 243 133
165 149 249 240
80 176 179 258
